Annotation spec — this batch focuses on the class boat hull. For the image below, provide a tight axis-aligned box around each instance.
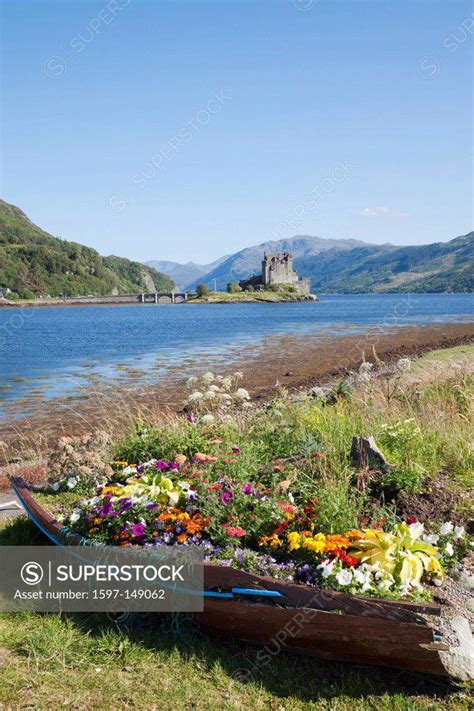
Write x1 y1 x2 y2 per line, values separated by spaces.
10 477 464 678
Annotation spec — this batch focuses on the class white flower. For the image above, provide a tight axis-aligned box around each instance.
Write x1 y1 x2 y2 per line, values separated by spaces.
234 371 244 380
221 377 233 390
187 391 203 403
408 522 424 540
453 526 465 540
445 542 454 556
202 372 215 384
66 476 78 489
69 509 82 524
201 414 215 425
208 384 220 392
204 390 217 399
396 358 411 372
234 388 250 401
423 533 439 545
123 466 137 475
336 569 353 586
439 522 454 536
186 376 198 387
377 578 393 592
318 559 335 579
52 481 60 491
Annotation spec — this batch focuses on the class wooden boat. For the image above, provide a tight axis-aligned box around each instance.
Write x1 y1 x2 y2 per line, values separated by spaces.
11 477 473 679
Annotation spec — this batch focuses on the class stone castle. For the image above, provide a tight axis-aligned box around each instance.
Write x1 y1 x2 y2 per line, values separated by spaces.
239 252 311 295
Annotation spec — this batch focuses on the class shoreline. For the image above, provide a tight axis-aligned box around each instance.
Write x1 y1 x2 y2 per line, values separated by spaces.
0 322 472 462
1 291 471 309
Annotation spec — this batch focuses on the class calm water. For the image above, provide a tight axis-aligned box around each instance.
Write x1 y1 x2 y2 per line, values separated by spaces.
0 293 472 418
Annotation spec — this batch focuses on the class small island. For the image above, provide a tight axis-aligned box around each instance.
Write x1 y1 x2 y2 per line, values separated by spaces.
190 252 317 303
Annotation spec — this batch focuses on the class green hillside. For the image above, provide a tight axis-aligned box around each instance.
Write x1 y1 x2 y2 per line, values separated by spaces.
295 233 474 293
0 200 174 298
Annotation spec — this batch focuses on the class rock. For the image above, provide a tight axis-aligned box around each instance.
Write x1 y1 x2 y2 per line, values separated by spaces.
439 616 474 681
307 386 327 399
350 435 394 473
452 567 474 593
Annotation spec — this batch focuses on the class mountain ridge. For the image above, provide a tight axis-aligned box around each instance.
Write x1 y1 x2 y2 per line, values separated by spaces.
150 233 473 293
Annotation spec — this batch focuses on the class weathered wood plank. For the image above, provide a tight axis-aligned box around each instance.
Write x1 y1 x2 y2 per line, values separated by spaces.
200 599 448 676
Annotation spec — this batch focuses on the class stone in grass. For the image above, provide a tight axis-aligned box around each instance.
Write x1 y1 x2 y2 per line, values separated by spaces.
439 616 474 681
350 435 394 474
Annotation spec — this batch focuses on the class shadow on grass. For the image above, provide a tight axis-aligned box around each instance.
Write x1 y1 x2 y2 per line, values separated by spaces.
0 517 460 705
0 515 45 545
67 610 459 705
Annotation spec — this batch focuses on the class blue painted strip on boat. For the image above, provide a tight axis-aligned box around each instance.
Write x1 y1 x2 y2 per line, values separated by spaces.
203 591 234 599
231 587 284 598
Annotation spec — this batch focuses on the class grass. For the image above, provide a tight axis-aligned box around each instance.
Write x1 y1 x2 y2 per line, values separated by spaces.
1 345 473 709
188 289 311 303
0 521 471 711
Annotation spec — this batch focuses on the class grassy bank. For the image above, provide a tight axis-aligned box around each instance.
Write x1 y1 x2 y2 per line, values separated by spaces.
188 289 314 303
0 345 472 709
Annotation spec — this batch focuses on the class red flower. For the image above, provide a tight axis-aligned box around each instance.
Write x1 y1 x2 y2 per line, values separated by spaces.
329 548 358 567
406 515 417 525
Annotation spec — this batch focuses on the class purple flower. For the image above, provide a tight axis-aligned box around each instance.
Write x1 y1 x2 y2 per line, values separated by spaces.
131 523 145 537
231 445 240 453
187 414 195 423
155 460 169 471
119 498 133 512
101 500 113 516
168 461 178 470
242 483 253 496
220 492 231 505
136 465 145 473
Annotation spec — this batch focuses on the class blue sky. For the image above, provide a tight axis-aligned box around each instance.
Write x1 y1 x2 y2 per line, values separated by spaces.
1 0 472 263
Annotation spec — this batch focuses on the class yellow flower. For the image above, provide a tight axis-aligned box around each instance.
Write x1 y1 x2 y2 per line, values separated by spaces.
287 531 301 551
302 533 326 553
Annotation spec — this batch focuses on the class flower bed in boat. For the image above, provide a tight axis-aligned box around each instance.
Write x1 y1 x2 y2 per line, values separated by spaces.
54 451 467 603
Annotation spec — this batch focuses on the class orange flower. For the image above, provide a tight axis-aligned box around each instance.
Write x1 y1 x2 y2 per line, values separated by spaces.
259 534 281 548
324 534 350 552
345 530 363 541
194 452 218 463
177 533 188 543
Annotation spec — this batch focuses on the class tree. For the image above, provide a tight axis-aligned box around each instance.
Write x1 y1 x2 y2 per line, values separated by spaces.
196 283 210 297
227 282 242 293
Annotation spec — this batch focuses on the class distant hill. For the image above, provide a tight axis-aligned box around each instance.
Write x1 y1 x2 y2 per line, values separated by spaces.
147 255 229 291
154 232 473 294
0 200 175 298
297 233 473 293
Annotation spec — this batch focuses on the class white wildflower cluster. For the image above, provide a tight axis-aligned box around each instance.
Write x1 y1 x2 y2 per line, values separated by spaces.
396 357 411 372
380 418 421 444
357 361 374 384
185 371 250 421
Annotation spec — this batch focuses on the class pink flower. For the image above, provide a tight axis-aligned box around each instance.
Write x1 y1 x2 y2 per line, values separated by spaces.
225 526 247 538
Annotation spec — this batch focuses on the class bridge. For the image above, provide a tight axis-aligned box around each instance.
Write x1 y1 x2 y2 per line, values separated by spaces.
139 291 192 304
